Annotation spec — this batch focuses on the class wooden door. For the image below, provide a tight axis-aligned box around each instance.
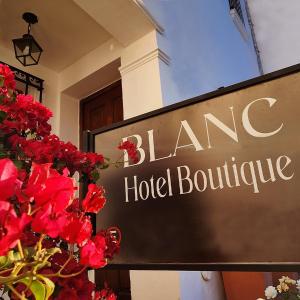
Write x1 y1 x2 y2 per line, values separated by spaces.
222 272 298 300
80 80 131 300
80 80 123 148
222 272 266 300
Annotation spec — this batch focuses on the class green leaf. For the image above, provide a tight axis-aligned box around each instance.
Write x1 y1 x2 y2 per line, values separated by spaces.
0 111 6 123
0 250 19 269
0 255 10 269
0 255 6 265
0 152 7 158
18 278 46 300
45 247 61 256
23 247 36 259
12 160 23 169
91 171 100 181
37 275 55 300
99 163 109 169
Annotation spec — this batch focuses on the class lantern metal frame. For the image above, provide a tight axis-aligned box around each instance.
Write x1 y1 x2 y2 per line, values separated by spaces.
12 12 43 67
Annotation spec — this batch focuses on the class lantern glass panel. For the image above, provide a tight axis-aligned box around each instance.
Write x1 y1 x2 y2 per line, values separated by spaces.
13 34 42 66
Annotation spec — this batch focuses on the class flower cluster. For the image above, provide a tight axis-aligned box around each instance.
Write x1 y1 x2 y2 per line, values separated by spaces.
0 64 132 299
0 64 15 97
94 282 117 300
9 134 105 176
118 140 139 164
0 94 52 137
258 276 300 300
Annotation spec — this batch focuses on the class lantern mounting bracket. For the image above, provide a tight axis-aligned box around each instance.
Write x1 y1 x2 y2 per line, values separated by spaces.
22 12 38 25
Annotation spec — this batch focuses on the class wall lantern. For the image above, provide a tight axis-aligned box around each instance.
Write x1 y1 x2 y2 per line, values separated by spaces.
12 12 43 66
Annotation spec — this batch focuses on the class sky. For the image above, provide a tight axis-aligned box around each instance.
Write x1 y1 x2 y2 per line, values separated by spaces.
248 0 300 73
142 0 261 106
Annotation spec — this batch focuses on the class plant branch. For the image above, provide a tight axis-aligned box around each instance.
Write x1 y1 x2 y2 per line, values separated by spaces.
17 240 24 260
7 283 27 300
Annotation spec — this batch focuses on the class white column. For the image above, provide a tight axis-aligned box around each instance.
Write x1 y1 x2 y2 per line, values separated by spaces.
120 31 169 119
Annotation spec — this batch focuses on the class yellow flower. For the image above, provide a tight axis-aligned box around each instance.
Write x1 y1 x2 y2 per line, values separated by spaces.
279 276 296 285
277 282 289 293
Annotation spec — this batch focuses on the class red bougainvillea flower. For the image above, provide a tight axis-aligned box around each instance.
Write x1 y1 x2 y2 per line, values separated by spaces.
31 204 68 238
21 162 52 202
94 288 117 300
0 201 31 255
118 140 139 163
49 250 80 274
57 271 95 300
80 233 107 269
20 231 39 247
0 64 16 90
82 184 106 214
54 287 79 300
61 214 92 247
103 228 121 260
10 282 33 300
0 158 19 201
33 168 75 212
8 133 106 176
0 93 52 137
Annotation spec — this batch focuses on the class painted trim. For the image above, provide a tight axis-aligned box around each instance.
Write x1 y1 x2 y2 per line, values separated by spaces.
119 48 170 75
132 0 165 34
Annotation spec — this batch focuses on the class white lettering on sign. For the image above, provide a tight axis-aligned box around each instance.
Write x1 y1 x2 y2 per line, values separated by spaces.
120 97 295 202
123 98 284 168
124 155 294 202
242 97 283 138
204 106 238 149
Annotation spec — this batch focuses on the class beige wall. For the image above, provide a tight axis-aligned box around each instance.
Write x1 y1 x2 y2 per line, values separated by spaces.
59 38 123 94
59 93 79 147
131 271 180 300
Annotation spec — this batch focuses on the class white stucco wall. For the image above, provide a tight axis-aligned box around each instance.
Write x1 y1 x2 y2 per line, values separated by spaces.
59 93 79 147
180 272 225 300
248 0 300 73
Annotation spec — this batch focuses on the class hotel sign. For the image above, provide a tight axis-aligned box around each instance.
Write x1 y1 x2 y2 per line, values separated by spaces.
91 65 300 270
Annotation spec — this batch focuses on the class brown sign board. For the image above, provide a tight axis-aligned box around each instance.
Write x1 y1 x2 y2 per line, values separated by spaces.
88 64 300 270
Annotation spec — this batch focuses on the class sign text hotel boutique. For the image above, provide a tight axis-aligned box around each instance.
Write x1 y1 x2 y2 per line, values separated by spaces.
92 66 300 269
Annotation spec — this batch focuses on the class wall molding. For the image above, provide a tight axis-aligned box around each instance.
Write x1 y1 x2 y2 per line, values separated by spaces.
132 0 164 34
119 48 170 75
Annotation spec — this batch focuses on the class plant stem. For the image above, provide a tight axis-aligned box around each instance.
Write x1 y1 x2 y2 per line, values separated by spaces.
17 240 24 259
0 267 13 274
45 266 87 278
57 251 73 274
58 266 87 278
7 284 27 300
36 234 45 252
